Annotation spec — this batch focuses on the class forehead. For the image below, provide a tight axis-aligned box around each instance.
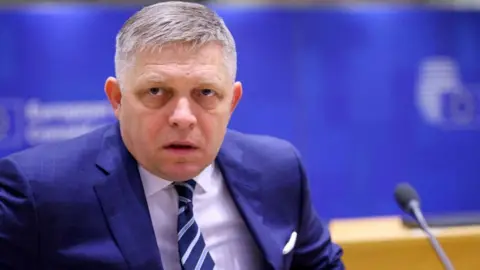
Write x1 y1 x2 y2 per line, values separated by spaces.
128 42 230 86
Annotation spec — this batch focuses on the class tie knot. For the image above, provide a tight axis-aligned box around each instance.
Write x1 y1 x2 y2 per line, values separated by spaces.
174 180 196 202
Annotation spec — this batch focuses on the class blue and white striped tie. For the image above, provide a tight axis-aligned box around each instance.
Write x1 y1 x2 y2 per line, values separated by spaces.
174 180 215 270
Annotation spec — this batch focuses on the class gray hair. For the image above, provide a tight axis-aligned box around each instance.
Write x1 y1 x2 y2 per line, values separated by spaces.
114 1 237 88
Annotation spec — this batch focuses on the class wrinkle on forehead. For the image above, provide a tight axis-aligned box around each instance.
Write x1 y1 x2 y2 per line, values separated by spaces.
139 42 225 68
142 43 226 73
125 43 231 90
117 41 236 90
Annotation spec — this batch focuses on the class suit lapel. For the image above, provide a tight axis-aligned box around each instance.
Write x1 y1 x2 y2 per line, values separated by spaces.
217 133 283 270
94 124 162 270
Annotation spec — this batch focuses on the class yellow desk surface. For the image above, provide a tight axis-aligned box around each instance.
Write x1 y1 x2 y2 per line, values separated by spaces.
329 216 480 270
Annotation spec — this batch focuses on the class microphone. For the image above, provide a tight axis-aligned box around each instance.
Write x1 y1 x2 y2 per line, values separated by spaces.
394 183 455 270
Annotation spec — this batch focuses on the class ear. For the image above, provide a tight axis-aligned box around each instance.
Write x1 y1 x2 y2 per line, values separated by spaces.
104 77 123 119
230 81 243 113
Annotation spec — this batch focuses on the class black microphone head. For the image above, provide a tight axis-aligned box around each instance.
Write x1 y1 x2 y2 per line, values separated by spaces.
394 183 420 213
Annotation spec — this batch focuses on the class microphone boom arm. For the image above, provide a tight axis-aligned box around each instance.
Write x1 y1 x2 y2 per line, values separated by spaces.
410 201 455 270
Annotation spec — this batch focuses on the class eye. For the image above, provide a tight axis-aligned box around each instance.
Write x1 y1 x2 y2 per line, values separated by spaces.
200 89 216 97
149 87 164 96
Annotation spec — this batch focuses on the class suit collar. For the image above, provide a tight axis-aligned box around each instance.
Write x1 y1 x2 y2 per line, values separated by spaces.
217 132 283 270
94 123 163 270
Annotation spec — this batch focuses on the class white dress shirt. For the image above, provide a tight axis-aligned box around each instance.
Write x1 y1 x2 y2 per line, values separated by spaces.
139 163 263 270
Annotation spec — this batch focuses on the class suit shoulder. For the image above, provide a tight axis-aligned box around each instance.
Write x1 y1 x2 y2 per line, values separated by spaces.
1 124 110 179
224 131 305 212
226 129 300 164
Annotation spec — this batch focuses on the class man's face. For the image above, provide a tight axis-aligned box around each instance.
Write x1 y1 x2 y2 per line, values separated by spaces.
105 42 242 181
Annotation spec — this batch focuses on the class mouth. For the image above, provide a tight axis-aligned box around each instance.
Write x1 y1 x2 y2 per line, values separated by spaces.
163 142 199 152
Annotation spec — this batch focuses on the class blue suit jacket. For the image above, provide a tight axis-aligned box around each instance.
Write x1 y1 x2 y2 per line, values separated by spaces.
0 123 343 270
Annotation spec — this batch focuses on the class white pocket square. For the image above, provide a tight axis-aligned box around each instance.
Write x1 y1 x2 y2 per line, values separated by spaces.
282 231 297 255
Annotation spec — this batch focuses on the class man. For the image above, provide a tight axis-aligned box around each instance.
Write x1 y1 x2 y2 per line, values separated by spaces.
0 2 343 269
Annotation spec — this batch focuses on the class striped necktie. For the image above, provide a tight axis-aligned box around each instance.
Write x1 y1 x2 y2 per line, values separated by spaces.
174 180 215 270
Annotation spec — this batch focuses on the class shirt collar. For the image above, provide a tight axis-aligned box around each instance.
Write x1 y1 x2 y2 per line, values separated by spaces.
139 163 216 197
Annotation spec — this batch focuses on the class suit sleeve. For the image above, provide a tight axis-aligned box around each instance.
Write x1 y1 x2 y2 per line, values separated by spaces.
290 148 345 270
0 157 38 269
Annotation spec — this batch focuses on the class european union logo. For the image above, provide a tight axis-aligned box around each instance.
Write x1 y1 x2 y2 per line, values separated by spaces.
416 57 480 129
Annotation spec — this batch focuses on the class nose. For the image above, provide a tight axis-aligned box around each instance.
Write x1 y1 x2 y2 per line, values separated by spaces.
168 98 197 129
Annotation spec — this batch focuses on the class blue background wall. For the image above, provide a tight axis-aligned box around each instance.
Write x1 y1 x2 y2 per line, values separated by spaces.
0 5 479 220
